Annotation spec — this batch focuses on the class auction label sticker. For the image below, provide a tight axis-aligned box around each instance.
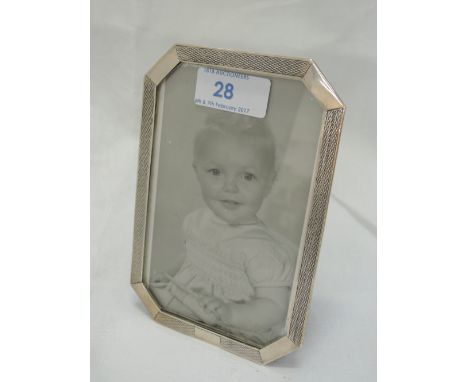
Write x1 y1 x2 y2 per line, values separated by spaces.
194 67 271 118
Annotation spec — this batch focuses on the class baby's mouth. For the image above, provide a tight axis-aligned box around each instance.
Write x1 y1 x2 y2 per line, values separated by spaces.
219 199 241 210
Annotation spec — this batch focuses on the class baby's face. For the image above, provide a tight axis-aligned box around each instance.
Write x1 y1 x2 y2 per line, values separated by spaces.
193 133 275 225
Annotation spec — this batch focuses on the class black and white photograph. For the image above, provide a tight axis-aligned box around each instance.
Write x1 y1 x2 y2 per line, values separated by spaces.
145 64 324 346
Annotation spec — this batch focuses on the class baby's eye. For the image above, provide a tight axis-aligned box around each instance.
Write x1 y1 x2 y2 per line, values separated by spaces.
243 172 256 181
208 168 221 176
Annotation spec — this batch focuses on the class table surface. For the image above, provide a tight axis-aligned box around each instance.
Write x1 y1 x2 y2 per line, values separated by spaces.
91 0 376 380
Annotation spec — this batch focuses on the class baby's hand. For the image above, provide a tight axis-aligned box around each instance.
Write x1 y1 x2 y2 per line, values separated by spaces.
168 283 220 325
200 296 232 325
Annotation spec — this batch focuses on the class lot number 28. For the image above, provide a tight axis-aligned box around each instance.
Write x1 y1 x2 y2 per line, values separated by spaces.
213 81 234 100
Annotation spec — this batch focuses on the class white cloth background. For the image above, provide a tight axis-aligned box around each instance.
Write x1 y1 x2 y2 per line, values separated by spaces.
91 0 376 380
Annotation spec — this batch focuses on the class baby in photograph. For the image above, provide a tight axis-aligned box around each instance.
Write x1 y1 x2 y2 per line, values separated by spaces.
151 113 297 345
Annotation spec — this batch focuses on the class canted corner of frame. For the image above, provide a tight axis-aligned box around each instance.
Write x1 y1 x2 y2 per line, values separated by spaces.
259 336 298 365
132 282 162 318
302 61 345 111
146 45 181 85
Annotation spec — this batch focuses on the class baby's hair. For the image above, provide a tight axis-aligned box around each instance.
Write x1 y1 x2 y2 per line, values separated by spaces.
193 112 277 170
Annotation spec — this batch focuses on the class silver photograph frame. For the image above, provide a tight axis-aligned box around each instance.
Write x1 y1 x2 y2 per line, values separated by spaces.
130 44 345 364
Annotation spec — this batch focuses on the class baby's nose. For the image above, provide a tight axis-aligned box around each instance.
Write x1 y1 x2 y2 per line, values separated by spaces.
223 176 239 192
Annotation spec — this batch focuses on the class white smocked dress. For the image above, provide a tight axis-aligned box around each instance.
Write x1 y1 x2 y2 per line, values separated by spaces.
157 208 297 345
